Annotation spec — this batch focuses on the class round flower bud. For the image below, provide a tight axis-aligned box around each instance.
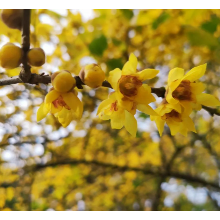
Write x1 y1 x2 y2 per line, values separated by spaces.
0 43 23 69
79 64 105 88
1 9 23 30
27 48 45 67
51 70 76 93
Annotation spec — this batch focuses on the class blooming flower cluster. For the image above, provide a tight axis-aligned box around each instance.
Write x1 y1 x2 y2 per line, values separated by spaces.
150 64 220 136
37 54 220 137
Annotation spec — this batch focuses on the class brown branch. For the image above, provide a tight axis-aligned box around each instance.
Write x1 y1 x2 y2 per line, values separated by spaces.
19 9 31 82
0 76 22 86
31 159 220 190
0 71 219 118
202 105 220 116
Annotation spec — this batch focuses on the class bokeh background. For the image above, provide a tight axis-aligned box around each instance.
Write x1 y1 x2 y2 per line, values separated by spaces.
1 9 220 211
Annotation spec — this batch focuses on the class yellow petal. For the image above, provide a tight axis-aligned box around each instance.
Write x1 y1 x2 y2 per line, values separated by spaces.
97 98 113 115
122 53 137 75
167 120 180 136
137 104 158 116
183 116 196 133
62 92 77 110
196 93 220 107
192 102 202 110
75 98 83 119
138 69 159 81
99 112 111 120
37 103 50 122
190 82 205 95
111 109 125 129
124 110 137 137
169 79 182 92
183 64 207 82
118 98 134 112
156 104 172 116
168 68 184 85
135 85 156 105
155 117 165 136
45 90 60 104
166 103 182 113
51 103 63 114
166 89 179 105
108 68 122 90
180 101 192 116
178 125 188 137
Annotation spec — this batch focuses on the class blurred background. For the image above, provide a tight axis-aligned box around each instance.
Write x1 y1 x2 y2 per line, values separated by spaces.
0 9 220 211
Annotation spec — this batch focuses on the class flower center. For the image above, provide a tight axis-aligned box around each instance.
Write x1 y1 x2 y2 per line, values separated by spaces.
110 101 118 112
172 80 192 101
119 75 142 97
162 110 182 122
52 96 70 110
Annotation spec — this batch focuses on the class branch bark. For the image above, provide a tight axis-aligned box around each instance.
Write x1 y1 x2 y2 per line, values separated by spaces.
19 9 31 82
30 159 220 190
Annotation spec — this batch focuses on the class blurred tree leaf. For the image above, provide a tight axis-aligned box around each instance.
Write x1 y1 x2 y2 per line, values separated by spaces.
106 58 124 71
152 12 170 29
120 9 134 20
201 15 220 34
89 35 108 56
186 26 219 49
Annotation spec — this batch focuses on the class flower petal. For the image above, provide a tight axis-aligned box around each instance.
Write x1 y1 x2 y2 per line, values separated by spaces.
124 110 137 137
190 82 205 95
155 117 165 136
108 68 122 90
196 93 220 107
167 120 180 136
135 85 156 105
168 68 184 85
138 69 159 81
51 103 62 114
180 101 192 116
99 112 111 120
122 53 137 75
182 116 196 133
166 89 179 105
156 104 172 116
111 109 125 129
37 103 50 122
45 90 60 104
183 64 207 82
137 104 158 116
62 92 78 111
97 98 113 115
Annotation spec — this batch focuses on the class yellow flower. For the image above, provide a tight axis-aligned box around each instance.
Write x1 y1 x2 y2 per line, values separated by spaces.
166 64 220 115
108 53 159 107
151 101 196 137
37 88 83 127
97 92 138 137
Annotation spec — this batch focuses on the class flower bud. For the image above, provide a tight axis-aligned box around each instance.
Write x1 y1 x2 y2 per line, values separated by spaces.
27 48 45 67
1 9 23 30
51 70 76 93
0 43 23 69
79 64 105 88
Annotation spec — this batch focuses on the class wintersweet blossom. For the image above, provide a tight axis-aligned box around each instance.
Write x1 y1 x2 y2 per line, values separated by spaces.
97 92 138 136
166 64 220 115
150 100 196 137
37 88 83 127
108 53 159 107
